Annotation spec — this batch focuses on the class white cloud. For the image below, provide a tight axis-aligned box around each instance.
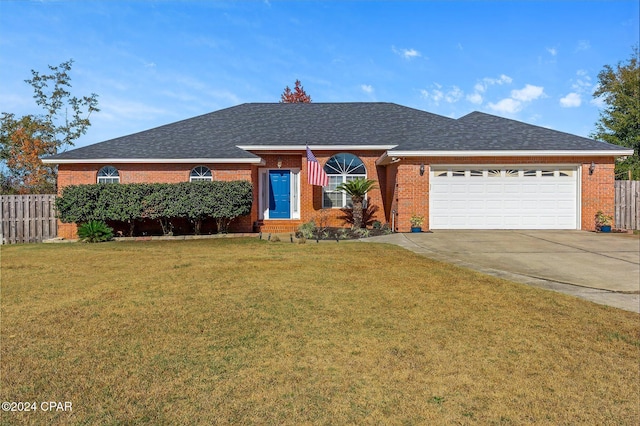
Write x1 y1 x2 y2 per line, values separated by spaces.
570 69 592 93
466 92 483 104
576 40 591 51
560 92 582 107
511 84 544 101
420 88 442 104
485 83 544 114
392 46 421 59
421 84 462 105
484 74 512 86
361 84 373 94
547 47 557 56
488 98 522 114
445 86 463 103
466 74 512 106
470 74 512 99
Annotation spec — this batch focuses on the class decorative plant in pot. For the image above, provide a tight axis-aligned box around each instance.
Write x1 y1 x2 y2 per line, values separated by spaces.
595 210 613 233
409 214 424 233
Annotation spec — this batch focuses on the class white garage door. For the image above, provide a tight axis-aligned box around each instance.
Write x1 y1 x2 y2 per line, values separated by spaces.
430 167 579 229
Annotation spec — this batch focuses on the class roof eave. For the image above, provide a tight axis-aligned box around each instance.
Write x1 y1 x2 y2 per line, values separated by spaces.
42 158 266 165
237 144 397 151
385 149 634 158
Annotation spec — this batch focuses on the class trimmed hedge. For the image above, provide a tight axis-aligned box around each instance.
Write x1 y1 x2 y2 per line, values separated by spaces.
55 181 253 236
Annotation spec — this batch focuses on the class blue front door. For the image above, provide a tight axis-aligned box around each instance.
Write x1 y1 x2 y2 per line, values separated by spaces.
269 170 291 219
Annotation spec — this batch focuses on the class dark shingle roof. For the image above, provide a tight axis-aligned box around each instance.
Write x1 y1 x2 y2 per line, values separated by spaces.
44 103 625 162
394 111 624 152
45 103 453 161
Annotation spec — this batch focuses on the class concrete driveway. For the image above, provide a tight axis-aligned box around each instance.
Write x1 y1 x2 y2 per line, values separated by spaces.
363 230 640 313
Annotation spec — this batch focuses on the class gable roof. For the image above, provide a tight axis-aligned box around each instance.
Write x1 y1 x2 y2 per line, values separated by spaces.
392 111 626 153
43 103 453 163
43 103 632 164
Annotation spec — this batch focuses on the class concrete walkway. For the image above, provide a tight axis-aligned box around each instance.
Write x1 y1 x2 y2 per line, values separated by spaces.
361 230 640 313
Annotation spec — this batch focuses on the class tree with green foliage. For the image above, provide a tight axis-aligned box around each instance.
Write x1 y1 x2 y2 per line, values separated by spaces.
0 59 99 193
335 178 378 229
591 46 640 180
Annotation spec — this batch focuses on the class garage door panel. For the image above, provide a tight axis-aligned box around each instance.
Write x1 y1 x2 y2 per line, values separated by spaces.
504 185 522 193
467 185 486 193
430 166 578 230
449 186 467 193
520 185 539 194
450 200 470 209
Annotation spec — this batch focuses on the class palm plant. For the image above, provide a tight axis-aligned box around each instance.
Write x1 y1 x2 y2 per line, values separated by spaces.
335 178 377 229
77 220 113 243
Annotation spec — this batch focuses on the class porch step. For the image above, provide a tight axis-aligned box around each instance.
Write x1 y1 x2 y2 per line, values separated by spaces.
255 220 304 233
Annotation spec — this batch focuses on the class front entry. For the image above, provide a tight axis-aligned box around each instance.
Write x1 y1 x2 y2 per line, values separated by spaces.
269 170 291 219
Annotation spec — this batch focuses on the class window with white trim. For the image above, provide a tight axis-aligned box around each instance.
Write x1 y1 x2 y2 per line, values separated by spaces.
97 166 120 183
190 166 212 182
322 153 366 208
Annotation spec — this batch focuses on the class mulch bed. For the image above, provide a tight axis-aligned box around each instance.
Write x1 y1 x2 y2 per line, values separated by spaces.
295 227 392 240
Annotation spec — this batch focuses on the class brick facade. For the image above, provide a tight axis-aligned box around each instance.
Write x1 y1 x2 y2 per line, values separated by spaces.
388 155 617 232
56 153 617 239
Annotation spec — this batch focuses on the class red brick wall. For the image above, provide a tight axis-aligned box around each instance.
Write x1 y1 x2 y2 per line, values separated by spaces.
392 156 617 232
55 154 617 238
260 151 386 228
580 159 615 230
56 163 254 239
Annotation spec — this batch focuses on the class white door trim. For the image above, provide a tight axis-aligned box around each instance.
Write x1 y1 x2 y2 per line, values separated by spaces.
258 168 301 220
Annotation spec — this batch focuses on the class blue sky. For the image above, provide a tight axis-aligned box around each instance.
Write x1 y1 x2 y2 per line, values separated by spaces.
0 0 638 149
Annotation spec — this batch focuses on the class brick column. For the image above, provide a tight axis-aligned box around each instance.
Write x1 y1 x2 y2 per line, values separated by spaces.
396 161 429 232
581 159 615 231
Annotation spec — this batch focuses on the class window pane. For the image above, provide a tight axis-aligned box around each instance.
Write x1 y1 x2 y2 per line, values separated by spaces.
323 153 366 175
190 166 212 181
322 153 367 208
97 166 119 183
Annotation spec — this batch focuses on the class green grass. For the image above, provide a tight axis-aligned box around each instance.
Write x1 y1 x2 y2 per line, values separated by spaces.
1 239 639 425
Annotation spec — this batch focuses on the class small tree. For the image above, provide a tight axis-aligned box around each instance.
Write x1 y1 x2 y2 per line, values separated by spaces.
280 79 312 103
0 59 99 193
338 197 380 228
335 178 377 229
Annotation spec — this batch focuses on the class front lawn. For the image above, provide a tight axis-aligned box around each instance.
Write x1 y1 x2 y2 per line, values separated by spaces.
1 239 638 424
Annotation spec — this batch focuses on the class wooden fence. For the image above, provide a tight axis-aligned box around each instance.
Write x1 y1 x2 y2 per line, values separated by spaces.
614 181 640 230
1 195 57 244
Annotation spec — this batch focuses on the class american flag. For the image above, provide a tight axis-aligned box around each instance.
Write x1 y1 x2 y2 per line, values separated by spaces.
306 146 329 187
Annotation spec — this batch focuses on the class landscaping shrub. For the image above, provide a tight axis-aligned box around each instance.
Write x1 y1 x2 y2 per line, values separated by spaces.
338 197 380 228
297 221 316 239
141 183 176 235
77 220 113 243
56 181 253 236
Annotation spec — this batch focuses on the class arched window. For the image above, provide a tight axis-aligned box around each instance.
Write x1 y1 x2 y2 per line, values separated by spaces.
190 166 212 182
323 153 366 208
97 166 120 183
